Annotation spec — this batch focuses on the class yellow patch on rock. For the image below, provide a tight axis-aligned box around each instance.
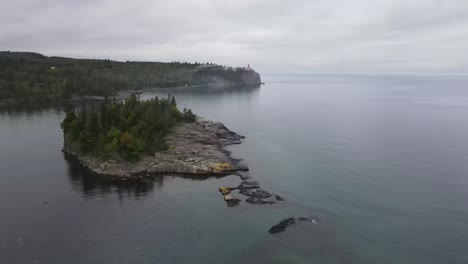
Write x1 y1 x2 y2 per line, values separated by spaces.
219 187 231 195
211 163 233 171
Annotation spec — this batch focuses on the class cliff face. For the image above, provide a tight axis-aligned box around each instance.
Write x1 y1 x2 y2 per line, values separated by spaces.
240 69 262 85
192 66 262 86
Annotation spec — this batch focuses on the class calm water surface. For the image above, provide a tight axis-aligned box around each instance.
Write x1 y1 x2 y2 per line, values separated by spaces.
1 74 468 263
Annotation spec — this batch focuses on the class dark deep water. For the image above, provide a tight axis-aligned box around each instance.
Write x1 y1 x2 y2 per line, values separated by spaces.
1 74 468 264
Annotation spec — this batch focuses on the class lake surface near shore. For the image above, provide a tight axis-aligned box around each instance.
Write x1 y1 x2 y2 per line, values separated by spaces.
1 74 468 263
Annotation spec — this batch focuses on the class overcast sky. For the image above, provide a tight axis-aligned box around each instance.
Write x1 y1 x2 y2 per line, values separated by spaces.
1 0 468 74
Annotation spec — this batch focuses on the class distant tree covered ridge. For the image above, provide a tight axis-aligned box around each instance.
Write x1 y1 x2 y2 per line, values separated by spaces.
61 94 196 161
0 51 257 102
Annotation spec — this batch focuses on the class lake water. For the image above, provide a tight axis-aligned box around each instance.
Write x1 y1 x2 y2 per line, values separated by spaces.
1 74 468 264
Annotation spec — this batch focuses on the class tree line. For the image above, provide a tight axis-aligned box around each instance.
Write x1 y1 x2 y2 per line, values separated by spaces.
0 51 250 103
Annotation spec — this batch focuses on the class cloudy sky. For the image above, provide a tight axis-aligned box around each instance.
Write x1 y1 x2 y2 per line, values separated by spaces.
1 0 468 74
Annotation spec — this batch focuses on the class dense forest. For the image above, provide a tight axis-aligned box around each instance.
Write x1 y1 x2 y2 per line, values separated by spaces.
0 51 252 103
61 94 195 161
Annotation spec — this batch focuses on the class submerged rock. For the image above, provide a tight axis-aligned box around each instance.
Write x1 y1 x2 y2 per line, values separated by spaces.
238 180 260 197
234 170 251 180
237 181 281 205
274 194 285 201
269 217 319 234
246 197 275 205
239 188 255 196
269 218 296 234
252 189 271 199
238 180 260 189
297 217 319 224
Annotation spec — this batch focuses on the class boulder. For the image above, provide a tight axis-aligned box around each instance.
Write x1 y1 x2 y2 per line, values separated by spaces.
252 189 271 199
239 188 255 196
234 170 250 180
223 194 241 207
238 180 260 189
218 187 232 195
224 194 237 201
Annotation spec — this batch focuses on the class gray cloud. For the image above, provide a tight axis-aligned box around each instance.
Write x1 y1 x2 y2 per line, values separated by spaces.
1 0 467 74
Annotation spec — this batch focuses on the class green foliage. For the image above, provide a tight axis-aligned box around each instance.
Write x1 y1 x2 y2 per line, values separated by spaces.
60 95 196 161
0 51 250 103
182 108 196 122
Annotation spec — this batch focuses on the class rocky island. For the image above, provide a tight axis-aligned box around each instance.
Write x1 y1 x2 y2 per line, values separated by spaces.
61 94 246 178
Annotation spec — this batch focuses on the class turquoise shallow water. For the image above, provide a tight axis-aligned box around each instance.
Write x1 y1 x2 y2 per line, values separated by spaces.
1 74 468 263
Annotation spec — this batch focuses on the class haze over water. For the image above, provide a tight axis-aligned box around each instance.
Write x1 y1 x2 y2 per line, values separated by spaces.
1 74 468 263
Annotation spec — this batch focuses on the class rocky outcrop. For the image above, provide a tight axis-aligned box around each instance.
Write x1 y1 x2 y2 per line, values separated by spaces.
240 69 262 85
63 118 245 178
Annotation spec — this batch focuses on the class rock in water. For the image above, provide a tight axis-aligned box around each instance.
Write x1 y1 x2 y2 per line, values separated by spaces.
246 197 275 205
269 218 296 234
238 180 260 189
224 194 241 207
218 187 232 195
252 189 271 199
241 188 276 204
274 194 285 201
239 188 255 196
234 170 251 180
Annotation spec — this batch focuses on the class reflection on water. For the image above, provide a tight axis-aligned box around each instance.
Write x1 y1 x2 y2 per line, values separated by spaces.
64 154 161 199
0 101 63 116
63 153 229 200
144 84 261 95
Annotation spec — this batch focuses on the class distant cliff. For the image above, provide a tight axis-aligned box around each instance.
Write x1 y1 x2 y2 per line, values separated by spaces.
241 68 262 85
0 51 261 103
193 64 262 86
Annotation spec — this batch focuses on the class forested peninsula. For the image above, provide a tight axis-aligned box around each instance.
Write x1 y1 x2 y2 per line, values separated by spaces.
0 51 262 103
61 94 247 177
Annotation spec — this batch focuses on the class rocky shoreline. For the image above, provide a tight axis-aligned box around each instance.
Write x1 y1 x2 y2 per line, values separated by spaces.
63 118 248 178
